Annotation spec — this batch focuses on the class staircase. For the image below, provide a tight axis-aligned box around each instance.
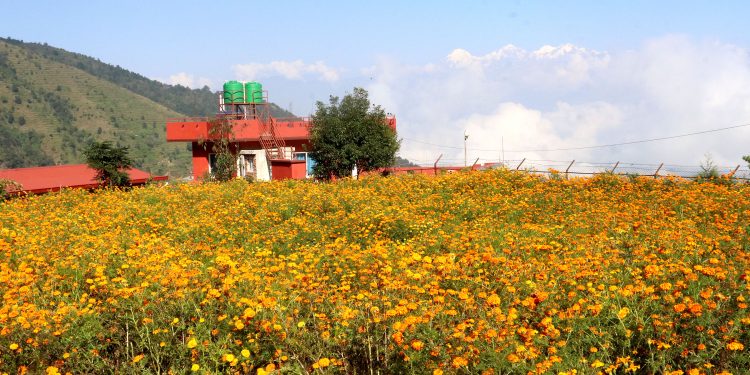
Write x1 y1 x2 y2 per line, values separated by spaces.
256 104 288 161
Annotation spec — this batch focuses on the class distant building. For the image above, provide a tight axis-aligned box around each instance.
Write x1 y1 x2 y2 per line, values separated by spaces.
0 164 167 195
166 82 396 181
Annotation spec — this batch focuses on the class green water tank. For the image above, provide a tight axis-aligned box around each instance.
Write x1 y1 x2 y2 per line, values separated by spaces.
245 81 263 103
223 81 244 104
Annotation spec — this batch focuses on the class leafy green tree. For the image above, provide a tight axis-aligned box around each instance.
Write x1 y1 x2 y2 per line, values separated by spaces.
201 117 236 182
309 87 399 179
743 155 750 168
83 141 134 187
395 156 419 167
697 154 719 180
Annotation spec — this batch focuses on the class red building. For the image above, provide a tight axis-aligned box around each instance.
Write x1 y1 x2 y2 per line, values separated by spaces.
0 164 167 195
166 84 396 181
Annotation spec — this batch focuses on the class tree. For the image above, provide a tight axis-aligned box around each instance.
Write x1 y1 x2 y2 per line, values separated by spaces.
743 155 750 168
83 141 134 187
309 87 399 179
200 117 236 182
697 153 719 180
395 156 419 167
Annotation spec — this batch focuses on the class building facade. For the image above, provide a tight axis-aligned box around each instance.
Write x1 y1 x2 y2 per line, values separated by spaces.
166 86 396 181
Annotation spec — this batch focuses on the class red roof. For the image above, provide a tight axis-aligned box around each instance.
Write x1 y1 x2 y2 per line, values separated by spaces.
0 164 168 194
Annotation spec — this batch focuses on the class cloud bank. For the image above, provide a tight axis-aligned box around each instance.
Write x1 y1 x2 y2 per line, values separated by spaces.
163 72 213 89
233 60 340 82
364 35 750 168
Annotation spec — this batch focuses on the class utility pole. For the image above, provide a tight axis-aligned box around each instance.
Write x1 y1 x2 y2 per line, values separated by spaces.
464 130 469 167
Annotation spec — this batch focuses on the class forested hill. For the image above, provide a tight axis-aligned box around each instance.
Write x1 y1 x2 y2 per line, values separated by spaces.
0 37 294 176
1 37 294 118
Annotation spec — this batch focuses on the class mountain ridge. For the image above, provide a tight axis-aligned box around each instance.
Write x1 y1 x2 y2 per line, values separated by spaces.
0 37 295 176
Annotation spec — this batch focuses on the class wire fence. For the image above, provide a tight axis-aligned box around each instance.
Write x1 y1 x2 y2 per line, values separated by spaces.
397 157 750 180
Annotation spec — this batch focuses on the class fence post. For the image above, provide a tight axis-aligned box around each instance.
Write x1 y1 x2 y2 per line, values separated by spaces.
565 160 575 179
653 163 663 178
471 157 480 170
610 161 620 174
516 158 526 170
433 154 443 176
727 165 740 178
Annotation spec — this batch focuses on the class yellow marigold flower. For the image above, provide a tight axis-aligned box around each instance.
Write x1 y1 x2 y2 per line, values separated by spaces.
225 353 236 362
257 368 267 375
187 338 198 348
591 360 605 368
411 340 424 351
452 356 468 368
9 343 19 350
132 354 145 363
191 364 200 372
45 366 60 375
234 320 245 330
617 307 630 319
241 349 250 358
727 341 744 351
297 321 306 328
318 357 331 368
243 308 256 319
433 370 444 375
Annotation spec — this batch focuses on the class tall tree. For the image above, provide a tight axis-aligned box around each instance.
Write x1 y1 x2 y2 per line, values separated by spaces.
309 87 399 179
83 141 134 187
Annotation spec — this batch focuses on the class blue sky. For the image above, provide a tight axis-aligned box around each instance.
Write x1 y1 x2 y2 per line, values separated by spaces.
3 1 748 81
3 1 750 167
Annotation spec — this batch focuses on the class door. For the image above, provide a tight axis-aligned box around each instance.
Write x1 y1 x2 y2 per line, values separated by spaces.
239 154 256 179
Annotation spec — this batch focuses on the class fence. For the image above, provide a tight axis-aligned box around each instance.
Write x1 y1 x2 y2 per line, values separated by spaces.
391 156 750 180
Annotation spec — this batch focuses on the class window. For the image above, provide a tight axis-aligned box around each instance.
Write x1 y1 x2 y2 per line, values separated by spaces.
294 152 317 178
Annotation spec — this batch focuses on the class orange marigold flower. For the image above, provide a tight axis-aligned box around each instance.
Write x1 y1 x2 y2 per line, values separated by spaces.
452 356 468 368
727 341 744 351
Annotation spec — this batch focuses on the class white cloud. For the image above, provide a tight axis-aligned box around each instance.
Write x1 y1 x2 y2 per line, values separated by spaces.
233 60 340 82
365 36 750 169
163 72 213 89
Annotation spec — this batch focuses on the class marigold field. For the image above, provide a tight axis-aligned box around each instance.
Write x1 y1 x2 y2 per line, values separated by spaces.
1 170 750 374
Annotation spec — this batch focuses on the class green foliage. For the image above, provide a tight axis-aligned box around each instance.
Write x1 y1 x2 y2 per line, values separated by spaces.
310 87 399 179
697 154 720 180
83 141 134 187
395 156 419 167
202 118 236 182
43 91 75 125
0 124 53 168
743 155 750 168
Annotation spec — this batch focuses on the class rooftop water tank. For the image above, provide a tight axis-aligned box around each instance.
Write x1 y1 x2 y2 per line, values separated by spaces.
245 81 263 104
223 81 244 104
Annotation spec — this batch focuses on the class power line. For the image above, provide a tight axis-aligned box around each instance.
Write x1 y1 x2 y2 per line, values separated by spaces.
403 122 750 153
